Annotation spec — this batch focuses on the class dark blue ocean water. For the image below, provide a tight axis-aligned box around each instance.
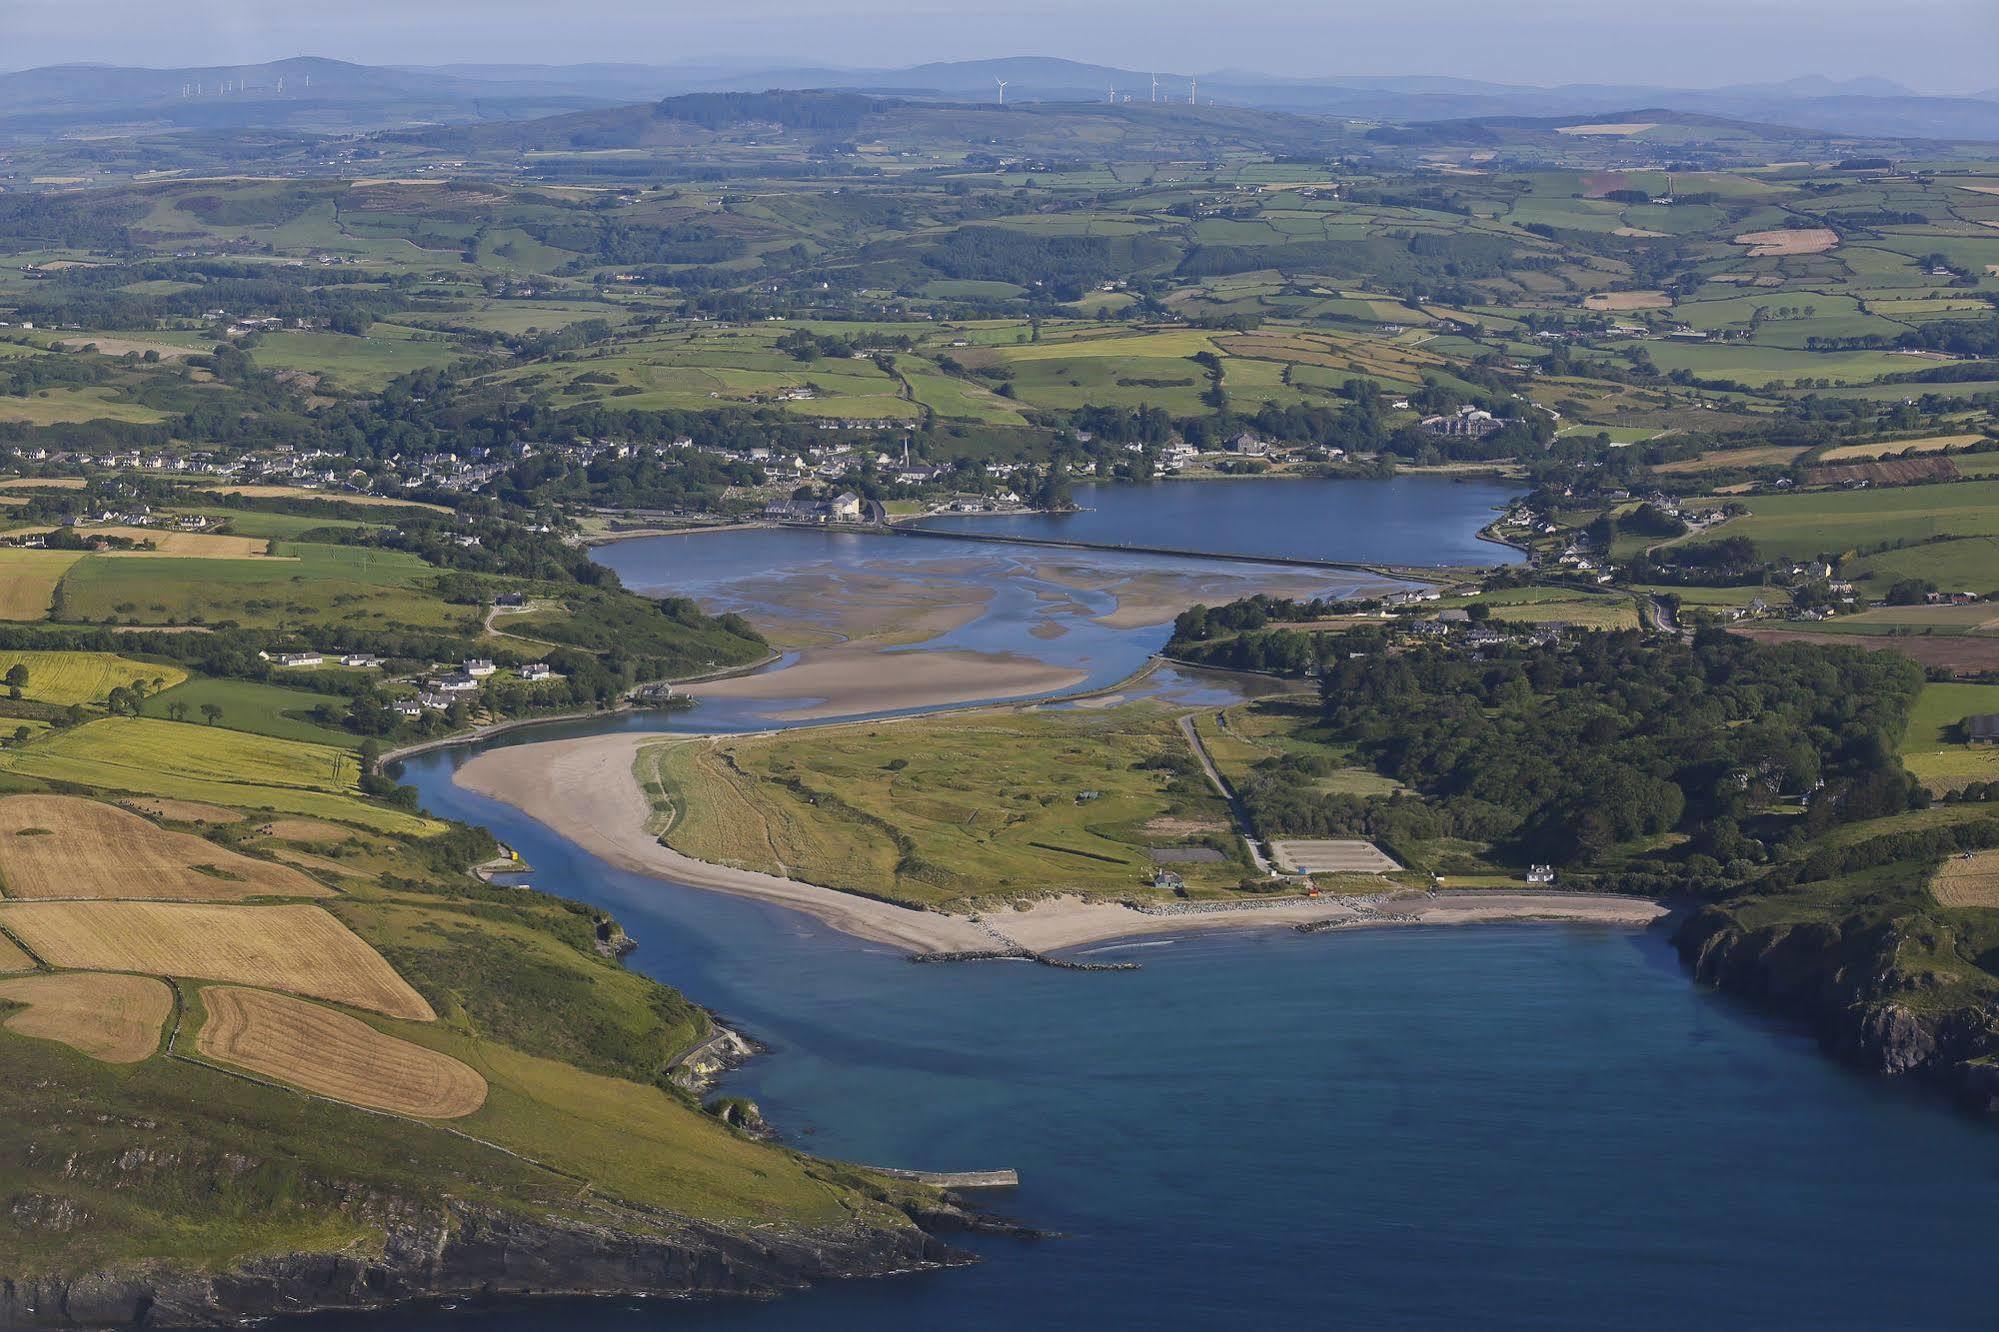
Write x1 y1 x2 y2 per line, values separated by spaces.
913 475 1525 567
352 746 1999 1330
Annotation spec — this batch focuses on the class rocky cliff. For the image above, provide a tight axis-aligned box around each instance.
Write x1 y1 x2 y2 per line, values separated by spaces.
1675 905 1999 1114
0 1199 970 1329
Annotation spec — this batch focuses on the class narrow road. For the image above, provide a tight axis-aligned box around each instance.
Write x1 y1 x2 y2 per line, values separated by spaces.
1177 712 1277 876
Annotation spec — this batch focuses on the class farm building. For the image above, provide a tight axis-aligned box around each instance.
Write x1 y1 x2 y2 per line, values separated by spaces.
1969 715 1999 745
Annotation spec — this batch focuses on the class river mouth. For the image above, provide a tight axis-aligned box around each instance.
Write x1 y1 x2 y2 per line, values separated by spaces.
370 477 1999 1329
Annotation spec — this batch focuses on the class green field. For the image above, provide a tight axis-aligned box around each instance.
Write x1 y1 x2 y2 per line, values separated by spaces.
55 543 465 631
1685 482 1999 560
0 715 435 835
140 675 355 746
1900 682 1999 791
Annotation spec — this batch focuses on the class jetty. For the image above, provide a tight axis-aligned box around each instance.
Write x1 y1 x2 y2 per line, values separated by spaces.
873 1166 1020 1189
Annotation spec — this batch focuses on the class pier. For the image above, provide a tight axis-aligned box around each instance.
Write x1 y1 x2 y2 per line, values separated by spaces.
873 1166 1021 1189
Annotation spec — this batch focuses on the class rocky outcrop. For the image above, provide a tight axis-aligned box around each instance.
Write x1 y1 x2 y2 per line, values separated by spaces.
0 1199 969 1329
1675 905 1999 1112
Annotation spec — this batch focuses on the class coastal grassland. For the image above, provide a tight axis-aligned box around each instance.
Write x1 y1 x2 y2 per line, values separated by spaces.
0 715 440 836
639 704 1249 908
0 1022 923 1279
0 972 173 1062
0 549 84 619
196 986 488 1119
1681 481 1999 560
1899 682 1999 792
0 794 330 901
0 901 435 1020
0 649 185 705
1190 698 1403 798
140 675 356 746
330 892 710 1083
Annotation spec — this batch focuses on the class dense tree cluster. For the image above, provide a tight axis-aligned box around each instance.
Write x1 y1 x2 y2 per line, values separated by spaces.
1214 625 1922 869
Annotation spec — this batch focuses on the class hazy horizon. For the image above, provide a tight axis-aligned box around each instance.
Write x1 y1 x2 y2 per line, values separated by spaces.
6 0 1998 96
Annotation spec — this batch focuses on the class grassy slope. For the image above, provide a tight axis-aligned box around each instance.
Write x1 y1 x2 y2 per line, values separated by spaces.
0 706 929 1279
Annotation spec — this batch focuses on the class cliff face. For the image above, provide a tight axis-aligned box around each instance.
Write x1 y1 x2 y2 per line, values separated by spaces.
1675 906 1999 1113
0 1200 968 1329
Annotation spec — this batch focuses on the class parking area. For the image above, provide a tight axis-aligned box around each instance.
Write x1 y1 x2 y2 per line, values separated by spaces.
1269 839 1402 875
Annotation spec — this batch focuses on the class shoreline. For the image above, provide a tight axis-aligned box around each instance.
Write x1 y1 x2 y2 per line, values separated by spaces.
452 729 1667 955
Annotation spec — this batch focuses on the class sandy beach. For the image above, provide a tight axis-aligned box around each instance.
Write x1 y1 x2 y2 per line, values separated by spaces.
682 646 1089 721
455 731 1669 954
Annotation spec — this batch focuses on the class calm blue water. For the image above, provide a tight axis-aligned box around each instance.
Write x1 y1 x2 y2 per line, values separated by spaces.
356 748 1999 1330
913 476 1525 567
330 479 1997 1328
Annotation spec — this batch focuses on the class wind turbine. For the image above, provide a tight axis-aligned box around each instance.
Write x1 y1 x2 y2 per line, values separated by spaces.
995 77 1008 107
1188 77 1198 106
1150 73 1160 104
1108 83 1117 105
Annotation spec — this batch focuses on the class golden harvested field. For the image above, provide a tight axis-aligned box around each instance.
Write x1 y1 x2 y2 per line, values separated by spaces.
1817 435 1987 462
1734 227 1839 256
0 549 84 619
0 971 172 1063
252 818 356 843
0 931 31 973
0 901 435 1020
12 526 277 559
0 478 86 490
1653 443 1808 474
119 797 245 824
1584 290 1673 311
1932 850 1999 909
0 650 187 705
0 795 330 901
204 484 452 513
197 986 487 1119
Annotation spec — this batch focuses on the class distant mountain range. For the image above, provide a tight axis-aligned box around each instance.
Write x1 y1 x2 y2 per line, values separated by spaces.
4 54 1998 142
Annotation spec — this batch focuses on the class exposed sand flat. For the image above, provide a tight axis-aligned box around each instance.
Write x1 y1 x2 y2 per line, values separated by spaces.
456 732 1667 955
684 647 1089 721
456 731 994 953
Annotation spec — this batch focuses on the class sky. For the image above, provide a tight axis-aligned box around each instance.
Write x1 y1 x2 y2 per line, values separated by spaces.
5 0 1998 94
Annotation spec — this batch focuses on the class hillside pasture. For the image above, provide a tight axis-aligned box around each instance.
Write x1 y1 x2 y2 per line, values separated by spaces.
0 716 438 836
0 901 434 1020
197 986 487 1119
0 972 172 1063
1817 435 1989 462
0 795 329 901
1687 481 1999 559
